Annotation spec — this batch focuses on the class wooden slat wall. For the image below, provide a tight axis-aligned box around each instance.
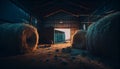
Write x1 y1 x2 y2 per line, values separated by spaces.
43 12 80 28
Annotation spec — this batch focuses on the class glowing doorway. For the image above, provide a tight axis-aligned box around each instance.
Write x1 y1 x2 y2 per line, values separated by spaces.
54 28 70 43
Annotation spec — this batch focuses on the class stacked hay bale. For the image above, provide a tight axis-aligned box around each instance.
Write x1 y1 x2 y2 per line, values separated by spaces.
86 12 120 59
0 23 39 57
72 30 86 49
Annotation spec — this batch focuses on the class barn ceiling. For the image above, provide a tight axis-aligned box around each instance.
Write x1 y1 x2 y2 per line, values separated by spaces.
11 0 119 18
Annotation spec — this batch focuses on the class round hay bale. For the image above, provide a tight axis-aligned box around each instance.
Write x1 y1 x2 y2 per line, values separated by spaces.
0 23 39 56
86 12 120 59
72 30 86 49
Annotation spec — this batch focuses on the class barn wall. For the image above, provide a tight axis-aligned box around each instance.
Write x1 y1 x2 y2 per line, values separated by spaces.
40 12 80 43
43 12 80 28
0 0 29 23
39 27 54 44
0 0 37 26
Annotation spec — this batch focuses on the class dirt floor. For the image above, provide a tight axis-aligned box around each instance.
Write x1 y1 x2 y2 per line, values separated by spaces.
0 42 118 69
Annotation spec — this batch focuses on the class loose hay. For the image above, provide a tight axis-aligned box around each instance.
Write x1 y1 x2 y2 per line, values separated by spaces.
72 30 86 49
86 12 120 59
0 23 39 56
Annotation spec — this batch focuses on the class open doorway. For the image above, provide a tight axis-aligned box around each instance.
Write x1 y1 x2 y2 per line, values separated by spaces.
54 28 70 43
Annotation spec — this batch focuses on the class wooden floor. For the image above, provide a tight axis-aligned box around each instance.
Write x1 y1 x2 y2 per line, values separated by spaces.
0 43 113 69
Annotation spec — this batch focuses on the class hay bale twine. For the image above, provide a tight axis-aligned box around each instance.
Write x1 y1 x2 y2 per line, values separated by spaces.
0 23 39 56
72 30 86 49
86 12 120 59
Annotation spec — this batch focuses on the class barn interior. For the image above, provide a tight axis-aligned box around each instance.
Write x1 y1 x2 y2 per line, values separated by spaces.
0 0 119 69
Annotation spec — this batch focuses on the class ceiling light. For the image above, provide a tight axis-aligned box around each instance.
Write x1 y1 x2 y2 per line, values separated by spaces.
59 21 63 23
